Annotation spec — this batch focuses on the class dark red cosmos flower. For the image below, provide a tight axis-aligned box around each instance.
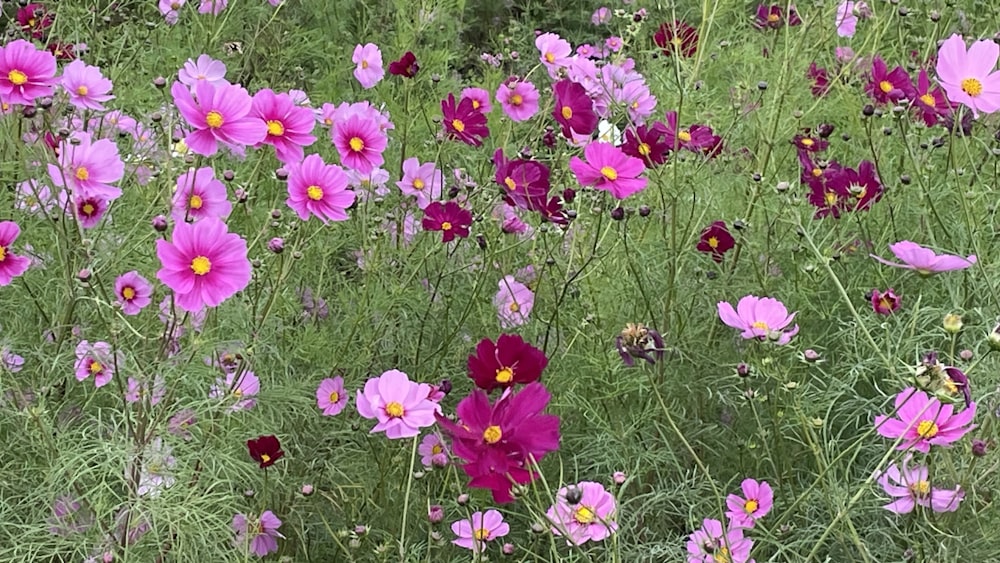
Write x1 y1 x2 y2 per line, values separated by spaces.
662 111 721 155
867 56 916 105
388 51 419 78
755 4 801 29
807 62 831 97
552 79 598 139
422 200 473 243
696 221 735 262
806 160 881 218
535 196 570 226
247 435 284 469
442 93 489 147
17 3 53 40
467 334 548 392
653 20 698 58
871 288 900 315
47 43 79 61
622 123 670 166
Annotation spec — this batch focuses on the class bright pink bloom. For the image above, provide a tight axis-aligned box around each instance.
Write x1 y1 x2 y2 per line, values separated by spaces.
352 43 384 89
495 275 533 329
396 157 443 208
717 295 799 345
332 113 387 173
878 456 964 513
553 79 598 139
251 89 317 164
0 39 56 105
935 33 1000 118
442 93 490 147
316 376 348 416
569 142 647 199
171 80 267 157
725 478 774 529
451 510 509 553
285 154 355 223
172 167 232 223
875 387 977 453
355 369 439 439
115 271 153 315
871 288 900 315
155 218 252 313
232 511 283 557
418 433 450 467
496 79 539 122
0 222 31 286
198 0 228 15
461 87 492 114
61 59 114 110
686 518 753 563
75 340 117 388
422 201 472 243
178 54 226 86
871 241 976 275
546 481 618 545
48 132 124 201
536 32 572 78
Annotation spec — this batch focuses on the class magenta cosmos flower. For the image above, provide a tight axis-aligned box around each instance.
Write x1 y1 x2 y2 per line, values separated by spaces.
352 43 384 89
546 481 618 545
725 478 773 529
233 511 283 557
0 221 31 286
871 241 976 275
875 387 977 453
935 33 1000 118
75 340 118 388
570 142 648 199
61 59 114 111
396 157 443 209
316 376 348 416
686 518 753 563
172 167 232 223
355 369 439 439
877 455 964 514
442 93 490 147
495 275 533 329
48 132 124 201
115 271 153 315
155 218 252 313
0 39 56 105
251 88 317 164
871 288 900 315
452 509 509 553
496 79 539 122
171 80 268 157
285 153 355 223
717 295 799 345
332 113 387 174
467 334 548 392
553 79 598 139
422 201 472 243
418 433 449 467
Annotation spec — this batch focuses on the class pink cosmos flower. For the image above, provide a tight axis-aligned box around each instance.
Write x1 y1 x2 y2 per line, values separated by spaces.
570 142 648 199
125 375 165 405
198 0 228 15
115 271 153 315
159 0 185 22
172 167 232 223
285 153 355 223
686 518 753 563
592 7 611 25
717 295 799 345
355 369 440 439
418 433 450 467
935 33 1000 118
171 80 268 157
461 87 492 114
233 511 283 557
251 88 317 164
396 157 443 208
61 59 114 111
442 93 490 146
178 54 227 86
0 39 57 106
210 370 259 412
496 79 539 122
553 79 598 139
877 455 964 514
495 275 533 328
48 132 125 201
536 33 572 78
352 43 384 89
332 113 387 173
546 481 618 545
871 288 900 315
835 1 866 38
316 376 348 416
74 195 108 229
155 218 252 313
0 222 31 286
75 340 118 388
725 478 774 529
875 387 977 453
452 510 509 553
871 241 976 275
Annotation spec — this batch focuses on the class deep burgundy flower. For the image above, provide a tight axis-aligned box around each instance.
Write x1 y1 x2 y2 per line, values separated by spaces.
755 4 801 29
622 123 670 166
696 221 735 262
552 79 598 139
792 133 827 153
615 323 665 366
388 51 419 78
912 69 950 127
422 200 473 243
467 334 548 392
867 56 916 105
247 435 284 469
807 62 831 97
442 93 490 147
827 160 883 212
17 3 53 40
653 20 698 58
535 196 570 226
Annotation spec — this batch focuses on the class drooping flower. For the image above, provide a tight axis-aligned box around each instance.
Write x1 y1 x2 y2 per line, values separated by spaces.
355 369 440 439
451 510 509 553
569 142 647 199
496 79 539 122
871 288 900 315
495 275 533 329
914 352 971 408
396 157 443 208
878 455 964 513
74 340 118 388
653 20 698 58
874 387 977 453
615 323 665 366
332 112 387 173
172 167 232 223
115 271 153 315
422 200 473 243
171 80 268 157
546 481 617 545
725 478 774 529
316 376 348 416
935 33 1000 118
0 39 57 106
686 518 753 563
233 511 283 557
48 132 125 201
835 1 868 37
388 51 419 78
352 43 384 89
168 409 197 441
467 334 548 392
0 222 32 286
285 153 355 223
178 54 227 86
155 218 252 313
247 435 284 469
717 295 799 345
553 79 598 139
442 93 490 147
251 88 317 164
536 33 572 78
418 433 450 467
696 221 736 262
210 370 259 412
871 241 976 275
61 59 114 111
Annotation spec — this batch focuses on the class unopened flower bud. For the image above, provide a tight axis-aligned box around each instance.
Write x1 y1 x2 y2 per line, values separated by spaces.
153 76 166 88
973 438 989 457
943 313 963 333
428 504 444 523
457 493 469 505
502 543 515 555
268 237 285 254
152 215 168 232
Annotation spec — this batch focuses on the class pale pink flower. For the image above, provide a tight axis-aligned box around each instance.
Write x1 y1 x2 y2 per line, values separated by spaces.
717 295 799 345
496 80 539 122
546 481 618 545
396 157 443 208
355 369 439 439
874 387 976 453
178 54 227 86
61 59 114 111
536 32 572 78
935 33 1000 118
871 240 976 275
171 167 232 223
233 511 283 557
418 433 449 467
352 43 384 89
316 376 348 416
878 455 964 513
494 275 533 328
452 509 509 553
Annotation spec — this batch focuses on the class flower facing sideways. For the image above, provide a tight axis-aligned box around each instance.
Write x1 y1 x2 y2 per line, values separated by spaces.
546 481 618 545
233 511 283 557
246 435 284 469
871 240 976 275
878 455 964 514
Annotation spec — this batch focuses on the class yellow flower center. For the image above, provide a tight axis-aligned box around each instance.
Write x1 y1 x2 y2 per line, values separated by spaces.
767 13 780 22
89 360 103 374
909 480 930 497
472 100 480 109
751 321 769 331
744 499 758 513
510 94 523 106
233 389 243 397
451 119 465 133
7 69 27 86
474 528 490 541
205 110 224 128
879 80 893 94
879 297 892 310
82 203 95 215
75 167 90 181
495 367 513 383
509 302 519 312
307 185 323 201
76 85 89 96
361 60 369 69
190 256 211 275
329 391 339 403
122 287 136 300
961 77 983 97
574 505 595 524
0 246 7 261
561 106 573 120
708 236 719 249
801 138 814 147
671 36 683 47
431 444 443 454
678 130 693 143
385 401 404 418
544 52 555 64
349 136 364 152
920 93 935 107
917 419 939 439
811 167 822 178
412 178 425 190
189 195 203 209
261 453 271 463
638 143 651 156
824 191 838 206
483 425 502 444
266 120 284 136
503 177 516 191
440 221 452 231
713 548 732 563
600 166 618 181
